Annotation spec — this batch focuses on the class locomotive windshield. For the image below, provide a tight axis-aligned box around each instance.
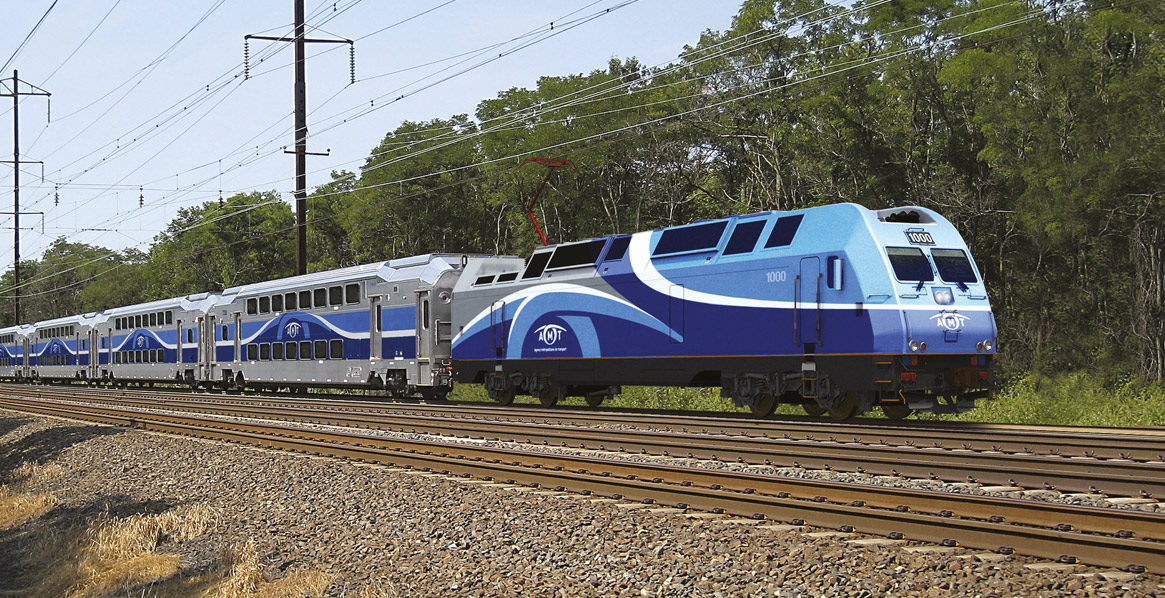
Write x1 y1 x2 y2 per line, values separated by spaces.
886 247 934 282
931 249 978 284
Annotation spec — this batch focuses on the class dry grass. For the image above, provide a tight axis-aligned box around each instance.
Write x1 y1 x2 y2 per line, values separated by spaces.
0 484 58 528
199 539 332 598
12 461 64 483
60 504 216 598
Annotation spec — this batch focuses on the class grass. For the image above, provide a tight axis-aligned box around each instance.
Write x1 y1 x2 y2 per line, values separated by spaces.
921 371 1165 427
0 456 331 598
448 370 1165 426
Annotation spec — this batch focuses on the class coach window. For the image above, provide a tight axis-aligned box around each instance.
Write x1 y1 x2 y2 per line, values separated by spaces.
272 343 283 360
260 343 271 361
314 288 327 309
376 306 382 332
166 311 173 325
299 290 311 310
422 300 430 330
345 284 360 304
329 285 343 306
247 344 258 361
330 339 343 359
259 296 270 314
300 341 312 360
247 299 258 315
285 341 298 360
148 313 155 327
221 325 229 341
314 340 327 360
272 295 283 312
187 329 194 344
603 236 631 261
135 315 142 328
285 293 298 311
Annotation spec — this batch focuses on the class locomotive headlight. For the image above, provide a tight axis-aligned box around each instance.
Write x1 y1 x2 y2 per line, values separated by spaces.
983 339 994 352
909 340 921 353
932 287 954 305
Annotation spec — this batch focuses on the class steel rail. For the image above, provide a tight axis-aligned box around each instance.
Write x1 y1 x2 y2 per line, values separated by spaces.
16 387 1163 498
15 382 1160 461
1 396 1162 574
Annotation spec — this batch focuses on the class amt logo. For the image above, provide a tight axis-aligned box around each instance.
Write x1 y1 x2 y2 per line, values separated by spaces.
534 324 567 346
930 312 970 331
285 322 302 338
136 337 146 348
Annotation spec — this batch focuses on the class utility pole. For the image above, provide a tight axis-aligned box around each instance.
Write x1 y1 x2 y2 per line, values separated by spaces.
0 70 50 324
246 0 353 276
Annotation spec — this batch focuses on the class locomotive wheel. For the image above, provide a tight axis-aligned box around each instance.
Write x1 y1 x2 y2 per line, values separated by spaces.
749 393 778 417
827 391 860 420
489 384 516 406
802 403 825 417
538 378 560 408
881 404 912 420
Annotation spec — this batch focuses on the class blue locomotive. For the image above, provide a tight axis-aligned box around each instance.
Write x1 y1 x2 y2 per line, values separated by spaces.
0 203 995 419
450 203 996 418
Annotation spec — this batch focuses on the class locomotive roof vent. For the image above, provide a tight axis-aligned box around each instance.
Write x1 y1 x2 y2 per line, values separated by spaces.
877 208 935 224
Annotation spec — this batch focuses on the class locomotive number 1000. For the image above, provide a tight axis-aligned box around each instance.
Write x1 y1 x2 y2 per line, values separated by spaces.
765 271 788 283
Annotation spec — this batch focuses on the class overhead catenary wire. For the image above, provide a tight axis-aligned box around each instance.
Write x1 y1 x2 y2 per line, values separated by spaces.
0 0 1067 299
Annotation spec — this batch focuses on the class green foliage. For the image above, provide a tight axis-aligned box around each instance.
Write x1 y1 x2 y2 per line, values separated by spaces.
923 372 1165 427
145 191 294 298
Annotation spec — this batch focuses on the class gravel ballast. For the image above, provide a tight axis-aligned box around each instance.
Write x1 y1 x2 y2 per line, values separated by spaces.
1 409 1162 597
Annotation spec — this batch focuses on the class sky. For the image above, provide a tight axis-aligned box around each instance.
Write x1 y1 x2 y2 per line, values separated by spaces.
0 1 742 265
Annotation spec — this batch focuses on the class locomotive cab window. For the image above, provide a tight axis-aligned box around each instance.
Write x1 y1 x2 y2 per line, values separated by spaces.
547 239 607 270
603 236 631 261
886 247 935 282
724 220 766 255
653 221 728 256
931 249 978 284
764 214 804 248
521 251 553 280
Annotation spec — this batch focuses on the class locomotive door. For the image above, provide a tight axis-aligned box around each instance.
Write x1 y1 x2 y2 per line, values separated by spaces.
797 257 821 346
490 301 506 358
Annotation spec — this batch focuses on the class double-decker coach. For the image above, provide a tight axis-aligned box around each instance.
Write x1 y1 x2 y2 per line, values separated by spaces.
212 254 522 397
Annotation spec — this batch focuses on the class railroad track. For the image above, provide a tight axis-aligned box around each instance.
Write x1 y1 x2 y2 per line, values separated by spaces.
0 388 1163 573
8 384 1163 499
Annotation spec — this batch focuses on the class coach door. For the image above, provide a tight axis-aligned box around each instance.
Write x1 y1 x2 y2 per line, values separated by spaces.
21 338 29 378
370 296 382 360
200 315 215 381
796 257 821 346
415 291 431 362
89 329 99 379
